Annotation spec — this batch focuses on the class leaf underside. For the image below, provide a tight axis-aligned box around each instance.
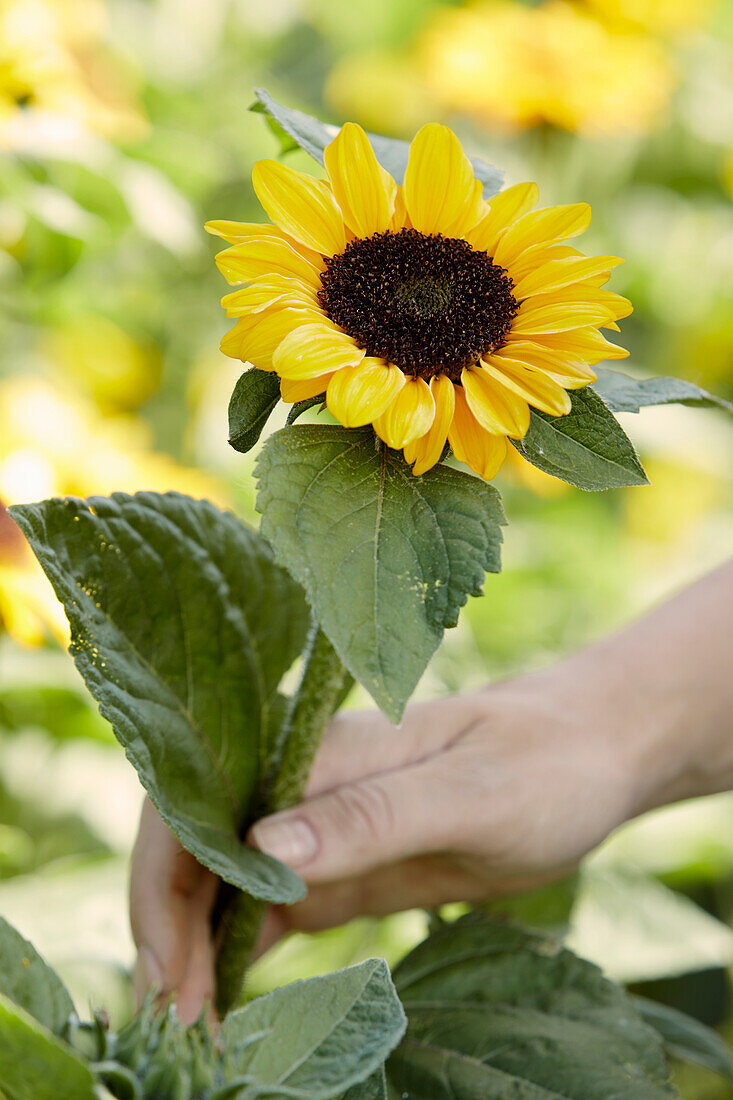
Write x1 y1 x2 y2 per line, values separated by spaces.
0 994 97 1100
388 912 679 1100
252 88 504 198
513 386 648 490
256 425 505 722
338 1067 389 1099
0 915 74 1036
287 393 327 425
10 492 310 904
634 997 733 1084
228 367 282 454
592 369 733 416
221 959 406 1098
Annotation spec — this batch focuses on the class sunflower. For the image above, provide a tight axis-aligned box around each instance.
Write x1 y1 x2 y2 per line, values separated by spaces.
209 122 630 480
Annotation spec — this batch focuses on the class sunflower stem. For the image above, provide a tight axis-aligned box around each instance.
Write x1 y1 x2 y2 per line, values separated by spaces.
214 624 349 1017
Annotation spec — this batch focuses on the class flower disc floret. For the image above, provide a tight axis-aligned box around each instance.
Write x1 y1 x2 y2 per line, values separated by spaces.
317 228 519 381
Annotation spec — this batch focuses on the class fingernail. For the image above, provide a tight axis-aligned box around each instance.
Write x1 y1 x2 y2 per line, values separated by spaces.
251 815 318 868
137 945 163 992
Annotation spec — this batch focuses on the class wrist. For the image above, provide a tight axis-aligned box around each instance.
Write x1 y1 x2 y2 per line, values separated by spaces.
556 634 726 822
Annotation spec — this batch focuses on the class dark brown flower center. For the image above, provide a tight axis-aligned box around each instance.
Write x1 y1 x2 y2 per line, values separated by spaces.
317 228 518 380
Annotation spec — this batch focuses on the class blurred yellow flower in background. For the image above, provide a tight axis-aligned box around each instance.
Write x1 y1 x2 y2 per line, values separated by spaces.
325 50 434 137
42 317 162 415
414 0 675 135
0 0 145 148
502 444 571 498
624 455 727 546
0 376 227 647
583 0 717 35
0 499 68 647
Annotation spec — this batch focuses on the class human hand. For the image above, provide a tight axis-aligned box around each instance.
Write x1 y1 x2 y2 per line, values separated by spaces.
250 670 637 944
129 663 640 1020
129 797 219 1025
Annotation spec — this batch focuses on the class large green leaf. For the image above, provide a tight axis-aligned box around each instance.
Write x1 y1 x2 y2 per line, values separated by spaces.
0 915 74 1034
388 912 677 1099
252 89 504 197
0 994 97 1100
10 492 310 905
221 959 406 1098
392 1040 569 1099
635 998 733 1084
512 386 648 490
256 426 505 721
228 368 282 454
339 1068 388 1100
592 369 733 416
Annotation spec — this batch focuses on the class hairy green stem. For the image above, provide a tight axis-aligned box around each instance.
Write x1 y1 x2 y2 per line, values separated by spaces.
214 625 348 1017
269 625 350 810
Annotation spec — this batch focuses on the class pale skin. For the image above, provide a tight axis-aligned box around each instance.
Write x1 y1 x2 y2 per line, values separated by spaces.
130 559 733 1024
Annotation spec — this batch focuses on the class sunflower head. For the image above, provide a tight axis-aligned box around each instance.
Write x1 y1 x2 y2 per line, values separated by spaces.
209 120 630 481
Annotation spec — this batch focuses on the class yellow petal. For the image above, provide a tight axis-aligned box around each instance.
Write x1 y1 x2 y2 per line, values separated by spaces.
593 289 633 320
206 219 268 242
605 321 621 332
461 366 530 438
456 177 486 237
273 322 365 380
205 220 325 265
495 340 596 387
206 220 286 244
404 373 456 476
529 284 633 320
324 122 397 238
512 255 624 300
221 275 319 316
511 299 614 335
281 374 334 402
390 185 409 230
404 123 476 236
583 272 612 288
481 356 572 417
513 327 628 363
220 308 323 368
215 236 324 287
326 358 405 427
449 387 508 481
466 182 539 253
487 181 539 223
373 376 435 449
504 243 582 283
541 362 597 387
252 160 346 256
493 203 592 268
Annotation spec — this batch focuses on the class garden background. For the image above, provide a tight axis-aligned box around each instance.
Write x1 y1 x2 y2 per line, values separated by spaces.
1 0 732 1095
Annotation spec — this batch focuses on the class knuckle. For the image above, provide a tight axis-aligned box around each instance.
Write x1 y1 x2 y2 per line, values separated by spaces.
332 778 396 847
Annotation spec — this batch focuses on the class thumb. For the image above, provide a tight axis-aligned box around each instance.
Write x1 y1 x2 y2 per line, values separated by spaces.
248 758 464 884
